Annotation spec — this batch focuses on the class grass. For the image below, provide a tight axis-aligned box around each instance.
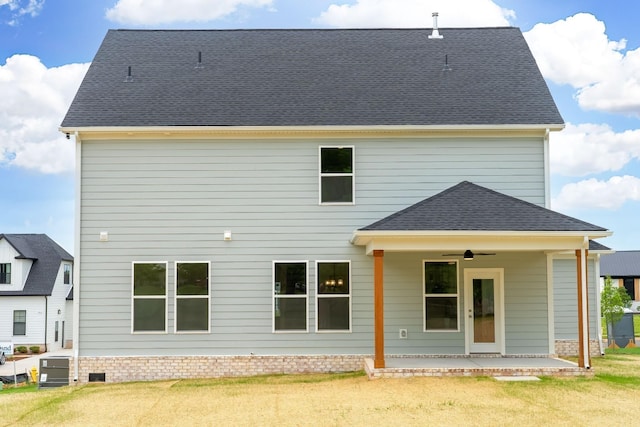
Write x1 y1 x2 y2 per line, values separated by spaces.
2 356 640 426
0 383 37 395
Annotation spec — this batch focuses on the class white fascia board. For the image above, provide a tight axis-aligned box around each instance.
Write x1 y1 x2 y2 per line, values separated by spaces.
551 247 615 258
58 123 565 138
352 229 612 240
352 230 613 255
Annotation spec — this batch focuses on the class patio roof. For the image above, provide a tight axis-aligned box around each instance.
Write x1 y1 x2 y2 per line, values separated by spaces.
352 181 611 254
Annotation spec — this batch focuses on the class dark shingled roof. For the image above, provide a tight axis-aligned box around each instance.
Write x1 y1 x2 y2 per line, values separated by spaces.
360 181 607 232
0 234 73 297
589 240 610 251
600 251 640 277
61 28 563 128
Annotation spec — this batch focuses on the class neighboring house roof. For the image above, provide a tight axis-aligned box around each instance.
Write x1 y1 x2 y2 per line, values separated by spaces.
600 251 640 277
360 181 607 232
0 234 73 297
589 240 611 252
61 28 563 128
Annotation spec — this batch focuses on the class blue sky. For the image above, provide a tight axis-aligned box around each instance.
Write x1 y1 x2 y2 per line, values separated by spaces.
2 0 640 254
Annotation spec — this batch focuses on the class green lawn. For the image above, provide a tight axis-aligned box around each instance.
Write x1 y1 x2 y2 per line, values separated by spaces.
2 355 640 426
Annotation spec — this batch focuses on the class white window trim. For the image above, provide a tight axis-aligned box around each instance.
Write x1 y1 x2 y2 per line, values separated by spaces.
0 262 11 284
174 261 211 334
423 259 460 333
272 260 309 333
13 309 26 336
315 260 352 333
318 145 355 205
63 263 72 285
131 261 168 334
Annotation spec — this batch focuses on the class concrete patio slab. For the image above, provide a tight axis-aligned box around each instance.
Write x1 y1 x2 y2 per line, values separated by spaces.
364 356 590 379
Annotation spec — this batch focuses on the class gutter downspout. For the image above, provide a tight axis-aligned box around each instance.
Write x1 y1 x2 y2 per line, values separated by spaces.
543 128 551 209
73 131 82 382
44 296 48 352
595 253 604 355
580 238 591 369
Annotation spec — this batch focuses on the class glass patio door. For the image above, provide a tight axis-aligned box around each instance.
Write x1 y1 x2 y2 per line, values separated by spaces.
464 269 504 354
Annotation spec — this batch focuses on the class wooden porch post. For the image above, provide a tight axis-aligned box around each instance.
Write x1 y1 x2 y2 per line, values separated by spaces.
374 249 385 368
575 249 591 368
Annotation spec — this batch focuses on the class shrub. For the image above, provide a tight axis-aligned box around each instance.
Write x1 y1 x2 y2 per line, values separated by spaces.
16 346 28 354
29 346 41 354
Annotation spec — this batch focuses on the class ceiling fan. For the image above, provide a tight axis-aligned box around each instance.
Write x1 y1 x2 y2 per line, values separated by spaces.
442 250 496 260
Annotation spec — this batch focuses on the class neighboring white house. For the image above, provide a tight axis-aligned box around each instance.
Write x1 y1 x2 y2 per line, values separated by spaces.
0 234 74 352
60 27 611 383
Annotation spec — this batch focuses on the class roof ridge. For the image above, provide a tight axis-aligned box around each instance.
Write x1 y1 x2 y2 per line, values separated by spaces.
111 27 519 33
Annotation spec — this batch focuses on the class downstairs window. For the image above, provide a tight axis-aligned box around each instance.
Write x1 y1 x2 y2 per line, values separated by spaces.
273 261 308 332
132 262 167 333
317 261 351 332
424 261 459 331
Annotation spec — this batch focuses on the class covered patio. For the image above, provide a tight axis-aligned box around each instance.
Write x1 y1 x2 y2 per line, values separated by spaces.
351 182 612 375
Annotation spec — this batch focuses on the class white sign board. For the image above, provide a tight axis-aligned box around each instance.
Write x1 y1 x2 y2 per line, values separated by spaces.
0 342 13 355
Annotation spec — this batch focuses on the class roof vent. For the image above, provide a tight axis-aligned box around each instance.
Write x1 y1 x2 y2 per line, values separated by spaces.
124 66 133 82
428 12 443 39
442 54 452 71
195 51 204 69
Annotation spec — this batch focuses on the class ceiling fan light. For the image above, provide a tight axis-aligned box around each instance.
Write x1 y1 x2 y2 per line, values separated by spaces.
463 250 474 260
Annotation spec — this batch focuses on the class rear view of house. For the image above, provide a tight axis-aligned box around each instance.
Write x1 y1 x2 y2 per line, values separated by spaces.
61 26 610 383
0 234 74 353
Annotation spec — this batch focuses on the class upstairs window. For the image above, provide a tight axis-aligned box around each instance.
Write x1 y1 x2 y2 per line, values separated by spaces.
317 261 351 332
64 264 71 285
175 262 210 333
132 262 167 333
13 310 26 335
273 261 308 332
0 263 10 284
320 146 354 204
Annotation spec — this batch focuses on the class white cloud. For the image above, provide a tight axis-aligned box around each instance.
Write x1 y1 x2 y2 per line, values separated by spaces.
552 175 640 211
525 13 640 116
1 0 44 24
106 0 273 25
315 0 514 28
550 123 640 177
0 54 89 173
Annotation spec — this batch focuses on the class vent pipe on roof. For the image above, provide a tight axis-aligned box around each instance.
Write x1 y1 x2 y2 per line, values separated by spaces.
124 65 133 82
195 51 204 69
442 54 452 71
428 12 443 39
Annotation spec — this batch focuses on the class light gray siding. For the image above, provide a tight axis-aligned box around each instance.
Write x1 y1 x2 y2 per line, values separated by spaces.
502 253 550 353
79 136 547 356
553 257 599 339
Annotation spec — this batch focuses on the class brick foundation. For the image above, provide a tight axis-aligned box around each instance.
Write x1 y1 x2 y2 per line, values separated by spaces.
68 347 601 384
74 355 366 384
555 339 602 356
